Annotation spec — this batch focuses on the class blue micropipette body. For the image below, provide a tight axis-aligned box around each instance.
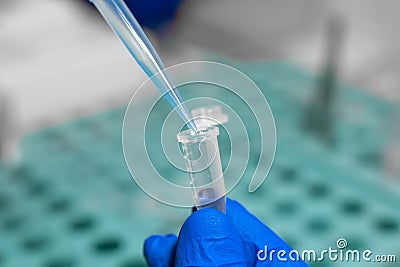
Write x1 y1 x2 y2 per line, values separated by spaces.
90 0 197 132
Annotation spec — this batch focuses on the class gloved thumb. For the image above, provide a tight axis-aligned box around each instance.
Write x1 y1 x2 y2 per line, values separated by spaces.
175 208 247 267
144 234 177 267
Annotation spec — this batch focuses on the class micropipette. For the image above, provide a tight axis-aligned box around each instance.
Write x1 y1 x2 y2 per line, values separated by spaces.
89 0 197 132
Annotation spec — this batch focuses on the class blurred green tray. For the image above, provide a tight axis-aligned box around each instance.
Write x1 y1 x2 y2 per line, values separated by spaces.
0 60 399 267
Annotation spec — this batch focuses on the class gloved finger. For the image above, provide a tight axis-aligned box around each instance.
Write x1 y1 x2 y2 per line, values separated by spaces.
144 234 177 267
175 208 247 267
226 198 308 266
226 198 289 249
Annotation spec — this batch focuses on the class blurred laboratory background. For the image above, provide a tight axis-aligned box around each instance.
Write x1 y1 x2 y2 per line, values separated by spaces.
0 0 399 266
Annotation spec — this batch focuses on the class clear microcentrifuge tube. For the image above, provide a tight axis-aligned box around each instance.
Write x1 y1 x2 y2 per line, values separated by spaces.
177 126 226 213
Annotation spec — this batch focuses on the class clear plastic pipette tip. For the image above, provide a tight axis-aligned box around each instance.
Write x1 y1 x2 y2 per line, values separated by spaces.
177 104 198 133
89 0 197 133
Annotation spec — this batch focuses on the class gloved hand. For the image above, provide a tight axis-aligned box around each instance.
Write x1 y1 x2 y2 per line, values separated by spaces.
144 198 309 266
124 0 182 29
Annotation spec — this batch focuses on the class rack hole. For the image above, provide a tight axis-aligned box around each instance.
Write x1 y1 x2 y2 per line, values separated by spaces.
340 200 364 215
0 193 11 212
22 235 49 252
28 181 49 197
94 237 122 254
2 214 25 231
358 151 381 166
308 183 330 198
375 218 399 233
279 167 297 182
11 165 34 183
48 198 71 214
69 216 95 232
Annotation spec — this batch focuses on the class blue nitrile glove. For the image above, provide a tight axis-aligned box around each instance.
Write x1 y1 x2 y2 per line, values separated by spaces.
144 198 309 266
124 0 182 29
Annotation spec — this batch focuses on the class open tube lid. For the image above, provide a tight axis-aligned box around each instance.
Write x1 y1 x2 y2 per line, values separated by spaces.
191 105 228 129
